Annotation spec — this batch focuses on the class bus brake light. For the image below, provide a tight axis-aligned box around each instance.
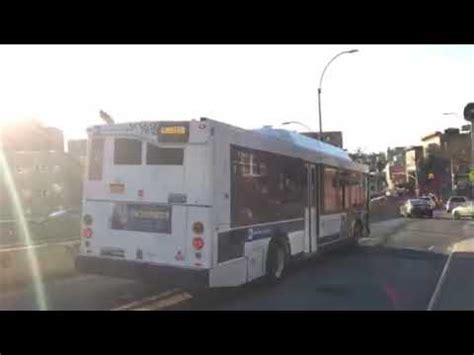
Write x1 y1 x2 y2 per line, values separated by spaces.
192 222 204 234
82 228 93 239
83 214 93 226
192 237 204 250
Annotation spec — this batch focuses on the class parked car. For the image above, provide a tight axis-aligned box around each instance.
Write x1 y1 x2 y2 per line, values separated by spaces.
445 196 468 213
419 196 436 210
400 199 433 218
452 201 474 220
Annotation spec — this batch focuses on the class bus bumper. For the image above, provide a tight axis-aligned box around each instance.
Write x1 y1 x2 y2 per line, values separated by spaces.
75 255 210 289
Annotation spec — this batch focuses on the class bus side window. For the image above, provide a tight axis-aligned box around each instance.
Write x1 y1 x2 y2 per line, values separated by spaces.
322 167 343 214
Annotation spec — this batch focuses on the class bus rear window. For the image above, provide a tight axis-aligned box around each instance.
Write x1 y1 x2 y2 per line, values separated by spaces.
146 144 184 165
114 138 142 165
88 138 104 180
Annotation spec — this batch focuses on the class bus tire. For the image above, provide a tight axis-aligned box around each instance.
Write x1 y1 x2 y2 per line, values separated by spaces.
266 239 289 284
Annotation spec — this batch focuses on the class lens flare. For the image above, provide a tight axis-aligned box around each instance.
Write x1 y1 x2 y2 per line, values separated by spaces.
0 148 47 310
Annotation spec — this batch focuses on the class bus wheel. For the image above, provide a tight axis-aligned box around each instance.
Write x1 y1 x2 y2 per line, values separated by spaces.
266 240 288 284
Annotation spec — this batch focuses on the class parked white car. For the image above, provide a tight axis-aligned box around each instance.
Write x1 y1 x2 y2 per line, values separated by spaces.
452 201 474 219
446 196 468 213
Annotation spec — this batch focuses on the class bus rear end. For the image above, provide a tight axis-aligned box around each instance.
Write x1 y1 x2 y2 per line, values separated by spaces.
76 119 214 288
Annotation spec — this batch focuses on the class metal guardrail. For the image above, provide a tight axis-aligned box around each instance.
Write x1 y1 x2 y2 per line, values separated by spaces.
0 216 80 248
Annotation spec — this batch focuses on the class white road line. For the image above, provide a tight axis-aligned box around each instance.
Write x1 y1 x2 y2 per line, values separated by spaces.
111 288 181 311
427 251 454 310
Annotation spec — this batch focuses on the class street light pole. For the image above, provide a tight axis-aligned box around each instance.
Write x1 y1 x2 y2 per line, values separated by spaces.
318 49 358 140
317 87 323 135
471 121 474 199
463 103 474 199
415 169 419 197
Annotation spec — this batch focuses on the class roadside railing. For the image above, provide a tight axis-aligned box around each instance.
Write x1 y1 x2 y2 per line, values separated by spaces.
0 210 80 248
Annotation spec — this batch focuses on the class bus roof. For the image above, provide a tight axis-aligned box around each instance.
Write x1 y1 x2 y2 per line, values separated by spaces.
251 126 368 173
88 118 368 173
253 127 352 161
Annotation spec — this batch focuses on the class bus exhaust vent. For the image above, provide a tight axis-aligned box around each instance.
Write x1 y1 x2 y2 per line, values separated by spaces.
168 193 187 204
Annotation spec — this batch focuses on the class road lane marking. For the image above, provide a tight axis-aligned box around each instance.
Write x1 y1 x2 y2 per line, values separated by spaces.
111 288 182 311
427 251 454 310
134 292 193 310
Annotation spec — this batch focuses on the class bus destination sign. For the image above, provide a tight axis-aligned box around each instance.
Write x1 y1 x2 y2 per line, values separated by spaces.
157 122 189 142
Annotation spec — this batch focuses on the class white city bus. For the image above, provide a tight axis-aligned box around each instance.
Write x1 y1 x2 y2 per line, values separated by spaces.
76 118 369 288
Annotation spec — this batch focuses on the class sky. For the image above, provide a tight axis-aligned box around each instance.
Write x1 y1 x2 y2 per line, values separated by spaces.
0 44 472 153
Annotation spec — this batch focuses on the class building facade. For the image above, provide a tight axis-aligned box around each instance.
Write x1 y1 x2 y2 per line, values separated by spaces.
414 128 471 199
349 151 387 197
67 139 87 169
0 120 83 221
443 128 471 197
385 147 407 190
405 146 424 195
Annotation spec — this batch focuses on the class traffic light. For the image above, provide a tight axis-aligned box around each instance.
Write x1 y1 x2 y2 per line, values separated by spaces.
463 103 474 122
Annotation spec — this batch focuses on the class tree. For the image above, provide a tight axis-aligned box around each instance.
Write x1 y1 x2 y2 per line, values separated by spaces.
417 152 450 198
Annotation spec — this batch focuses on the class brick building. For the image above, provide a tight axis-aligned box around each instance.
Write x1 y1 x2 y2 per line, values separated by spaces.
415 128 471 199
385 147 407 190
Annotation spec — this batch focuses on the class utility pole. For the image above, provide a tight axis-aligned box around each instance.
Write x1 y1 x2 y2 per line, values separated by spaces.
471 122 474 199
463 103 474 199
450 158 455 195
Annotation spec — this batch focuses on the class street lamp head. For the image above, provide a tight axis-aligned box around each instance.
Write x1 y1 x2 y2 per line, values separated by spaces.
348 49 359 54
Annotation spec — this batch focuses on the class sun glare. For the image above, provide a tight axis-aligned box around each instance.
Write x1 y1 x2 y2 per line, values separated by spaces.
0 144 48 310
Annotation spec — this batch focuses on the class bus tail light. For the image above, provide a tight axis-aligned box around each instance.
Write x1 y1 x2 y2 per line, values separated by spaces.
82 227 93 239
192 222 204 234
192 237 204 250
83 214 93 226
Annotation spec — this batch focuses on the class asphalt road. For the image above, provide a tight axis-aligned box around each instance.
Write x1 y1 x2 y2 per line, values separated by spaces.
178 212 473 310
383 209 473 253
0 212 472 310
